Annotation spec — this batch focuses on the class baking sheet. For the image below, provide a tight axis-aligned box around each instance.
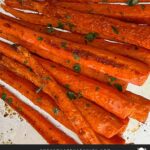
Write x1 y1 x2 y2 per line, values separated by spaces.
0 0 150 144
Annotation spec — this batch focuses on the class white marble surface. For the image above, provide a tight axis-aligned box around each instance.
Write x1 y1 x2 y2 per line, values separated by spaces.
0 0 150 144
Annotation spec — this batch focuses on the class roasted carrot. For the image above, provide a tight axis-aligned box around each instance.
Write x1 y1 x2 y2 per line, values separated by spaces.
35 56 133 119
0 17 149 85
1 12 149 69
0 29 128 91
99 135 125 144
49 0 150 2
55 2 150 25
0 86 76 144
0 56 100 144
0 66 73 130
3 2 150 50
125 91 150 123
0 66 127 138
0 41 134 119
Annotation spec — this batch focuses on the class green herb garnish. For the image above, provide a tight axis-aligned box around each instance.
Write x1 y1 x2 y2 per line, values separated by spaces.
73 64 81 73
37 37 43 41
127 0 139 6
1 93 7 101
7 98 13 104
61 41 67 49
53 107 60 115
57 21 64 29
85 32 98 42
114 84 123 92
111 26 119 34
73 52 80 60
67 91 77 100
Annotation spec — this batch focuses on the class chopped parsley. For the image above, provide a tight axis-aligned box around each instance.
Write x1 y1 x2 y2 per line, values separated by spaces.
1 93 7 101
53 107 60 115
7 98 13 104
61 41 67 49
73 52 80 60
114 84 123 92
85 32 98 42
111 26 119 34
67 91 77 100
109 76 117 83
37 37 43 41
127 0 139 6
73 64 81 73
57 21 64 29
67 22 75 31
47 24 54 33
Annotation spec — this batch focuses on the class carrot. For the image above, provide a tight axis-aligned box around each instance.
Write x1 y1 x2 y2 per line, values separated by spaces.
0 65 128 139
125 91 150 123
4 2 150 50
0 66 73 130
0 17 149 85
35 56 133 119
0 28 127 91
1 12 150 69
0 86 76 144
55 2 150 25
99 135 125 144
0 41 134 119
0 57 100 144
48 0 150 3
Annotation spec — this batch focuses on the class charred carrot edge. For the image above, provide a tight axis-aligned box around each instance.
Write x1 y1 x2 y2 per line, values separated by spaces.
0 86 76 144
0 41 133 119
1 12 150 68
0 16 149 85
0 55 100 144
125 91 150 123
4 2 150 51
0 66 127 139
0 66 73 131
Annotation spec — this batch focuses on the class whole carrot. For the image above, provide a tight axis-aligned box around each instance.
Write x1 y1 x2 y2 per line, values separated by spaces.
0 42 133 119
0 86 76 144
1 12 150 68
0 55 100 144
55 2 150 25
0 17 149 85
4 2 150 50
125 91 150 123
0 66 127 138
0 29 128 91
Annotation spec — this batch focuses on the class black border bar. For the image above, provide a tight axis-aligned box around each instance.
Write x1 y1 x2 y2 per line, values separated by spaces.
0 145 150 150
